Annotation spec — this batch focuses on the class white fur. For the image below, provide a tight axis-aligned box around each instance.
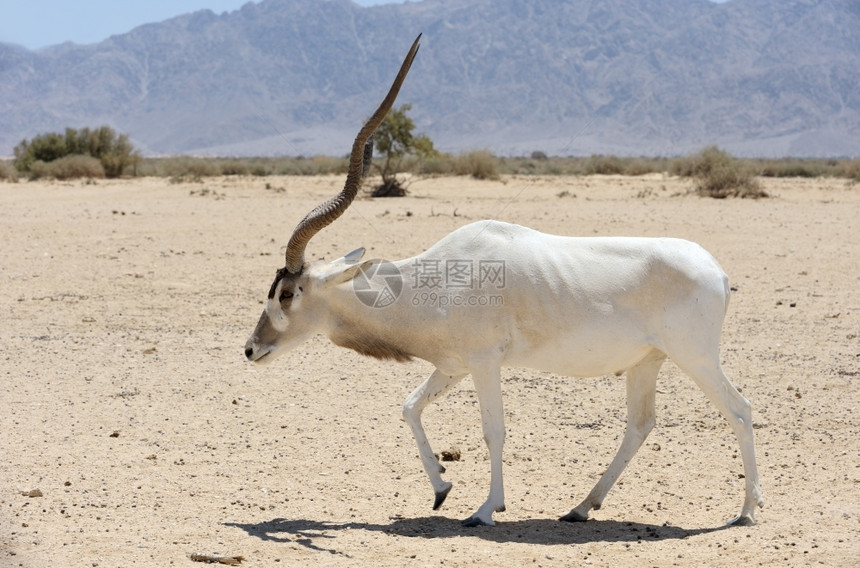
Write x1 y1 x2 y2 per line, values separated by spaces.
245 220 763 527
265 281 290 332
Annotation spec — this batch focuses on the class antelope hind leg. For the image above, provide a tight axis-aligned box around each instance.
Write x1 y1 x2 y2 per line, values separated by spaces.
562 352 665 522
678 360 764 526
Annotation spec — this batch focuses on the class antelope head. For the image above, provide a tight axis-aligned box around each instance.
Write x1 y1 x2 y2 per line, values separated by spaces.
244 35 421 364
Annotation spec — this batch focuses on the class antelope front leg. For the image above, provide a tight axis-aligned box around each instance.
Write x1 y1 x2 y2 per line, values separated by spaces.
462 363 506 527
402 370 466 510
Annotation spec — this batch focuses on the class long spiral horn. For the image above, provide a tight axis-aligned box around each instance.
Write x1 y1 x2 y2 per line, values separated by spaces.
283 34 421 274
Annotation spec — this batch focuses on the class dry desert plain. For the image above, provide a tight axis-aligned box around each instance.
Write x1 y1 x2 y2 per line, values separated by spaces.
1 174 859 567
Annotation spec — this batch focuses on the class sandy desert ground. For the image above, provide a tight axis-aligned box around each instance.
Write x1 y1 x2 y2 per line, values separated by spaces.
1 173 858 567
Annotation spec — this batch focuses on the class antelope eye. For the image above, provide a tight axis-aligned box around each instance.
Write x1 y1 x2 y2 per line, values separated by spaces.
279 290 293 302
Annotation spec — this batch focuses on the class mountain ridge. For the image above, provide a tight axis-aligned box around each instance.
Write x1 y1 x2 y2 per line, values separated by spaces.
2 0 858 158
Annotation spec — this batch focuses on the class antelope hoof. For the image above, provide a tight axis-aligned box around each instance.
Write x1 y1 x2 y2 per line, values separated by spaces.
433 483 453 510
461 515 494 527
727 514 756 527
560 510 589 523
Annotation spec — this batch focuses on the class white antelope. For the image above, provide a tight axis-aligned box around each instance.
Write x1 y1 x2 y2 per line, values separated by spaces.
244 35 763 527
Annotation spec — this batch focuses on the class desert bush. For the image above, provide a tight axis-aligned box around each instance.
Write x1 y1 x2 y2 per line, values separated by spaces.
203 157 271 176
582 154 625 175
510 159 540 175
158 156 220 178
455 150 499 180
694 165 766 198
677 146 766 198
835 159 860 182
547 157 590 175
247 162 271 176
13 132 67 172
270 158 310 176
28 155 105 180
274 155 348 176
91 128 138 177
14 126 139 178
622 158 662 176
417 153 457 176
137 156 350 177
670 155 699 178
0 160 18 182
669 156 697 177
492 155 671 177
59 152 856 183
753 158 826 178
216 159 252 176
311 155 350 175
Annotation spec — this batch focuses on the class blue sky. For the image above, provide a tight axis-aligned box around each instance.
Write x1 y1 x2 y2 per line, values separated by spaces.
0 0 396 50
1 0 729 50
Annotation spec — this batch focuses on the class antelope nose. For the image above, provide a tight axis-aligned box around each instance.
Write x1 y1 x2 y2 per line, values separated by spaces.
244 346 254 360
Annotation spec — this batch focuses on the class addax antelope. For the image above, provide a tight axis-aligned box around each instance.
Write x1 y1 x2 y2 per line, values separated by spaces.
244 34 763 527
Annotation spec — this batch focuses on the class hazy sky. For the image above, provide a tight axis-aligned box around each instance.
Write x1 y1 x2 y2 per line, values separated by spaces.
0 0 396 50
1 0 729 51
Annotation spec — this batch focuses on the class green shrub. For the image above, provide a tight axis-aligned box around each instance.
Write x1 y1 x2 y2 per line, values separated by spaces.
753 159 825 178
270 156 345 176
14 132 66 172
511 160 539 175
582 154 625 175
28 155 105 180
270 158 309 176
0 160 18 182
311 155 350 175
40 152 852 183
835 159 860 182
159 156 220 178
678 146 766 198
622 158 661 176
417 153 457 175
670 153 707 178
694 165 765 198
14 126 139 178
249 163 270 177
216 159 252 176
455 150 499 180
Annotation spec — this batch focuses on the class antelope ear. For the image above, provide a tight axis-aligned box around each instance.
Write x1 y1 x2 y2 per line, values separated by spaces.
343 247 366 264
316 258 378 289
327 247 366 268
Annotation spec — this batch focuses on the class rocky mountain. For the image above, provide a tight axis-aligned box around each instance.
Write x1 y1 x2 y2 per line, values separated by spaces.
1 0 858 157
